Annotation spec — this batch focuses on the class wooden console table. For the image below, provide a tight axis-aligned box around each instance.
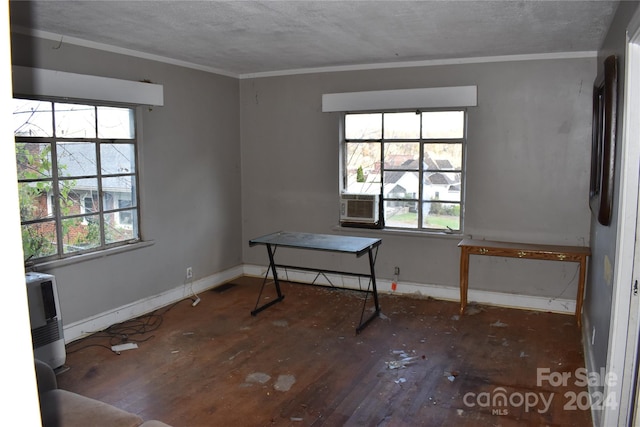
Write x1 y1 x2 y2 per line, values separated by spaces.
458 238 590 326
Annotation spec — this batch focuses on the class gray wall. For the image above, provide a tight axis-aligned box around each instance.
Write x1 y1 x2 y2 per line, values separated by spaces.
10 33 599 326
241 59 595 298
584 0 640 386
11 34 242 325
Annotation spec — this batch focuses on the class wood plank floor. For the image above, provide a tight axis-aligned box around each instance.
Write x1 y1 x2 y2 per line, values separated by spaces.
56 276 591 426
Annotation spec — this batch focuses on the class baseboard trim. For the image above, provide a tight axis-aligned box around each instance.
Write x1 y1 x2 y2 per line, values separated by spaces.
63 265 244 343
64 263 576 343
242 264 576 314
580 313 601 427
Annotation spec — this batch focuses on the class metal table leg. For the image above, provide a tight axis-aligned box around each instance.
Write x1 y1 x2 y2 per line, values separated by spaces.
251 244 285 316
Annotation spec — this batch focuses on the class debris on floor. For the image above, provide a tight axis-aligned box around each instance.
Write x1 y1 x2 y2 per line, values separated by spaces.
111 343 138 353
490 320 508 327
465 305 484 316
386 349 419 369
272 319 289 327
444 370 459 382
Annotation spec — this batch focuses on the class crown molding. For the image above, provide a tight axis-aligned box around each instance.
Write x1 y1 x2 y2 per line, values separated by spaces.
12 26 597 81
11 26 238 78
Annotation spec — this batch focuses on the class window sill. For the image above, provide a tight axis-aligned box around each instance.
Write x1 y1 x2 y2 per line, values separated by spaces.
27 240 155 271
331 225 465 240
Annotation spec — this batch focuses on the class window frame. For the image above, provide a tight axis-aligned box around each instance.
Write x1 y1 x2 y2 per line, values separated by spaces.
14 96 143 264
341 108 467 233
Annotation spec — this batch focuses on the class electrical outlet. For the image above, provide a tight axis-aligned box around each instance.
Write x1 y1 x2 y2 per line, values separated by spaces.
186 267 193 279
394 266 400 275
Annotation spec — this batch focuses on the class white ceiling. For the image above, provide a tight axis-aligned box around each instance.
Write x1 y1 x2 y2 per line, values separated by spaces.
9 1 621 78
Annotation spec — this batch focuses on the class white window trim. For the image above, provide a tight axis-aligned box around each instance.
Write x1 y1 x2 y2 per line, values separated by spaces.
12 66 164 106
322 86 477 112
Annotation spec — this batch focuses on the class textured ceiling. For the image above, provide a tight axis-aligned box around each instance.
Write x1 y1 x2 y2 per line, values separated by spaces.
9 1 620 77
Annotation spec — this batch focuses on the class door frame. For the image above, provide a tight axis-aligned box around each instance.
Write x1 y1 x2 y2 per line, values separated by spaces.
602 8 640 426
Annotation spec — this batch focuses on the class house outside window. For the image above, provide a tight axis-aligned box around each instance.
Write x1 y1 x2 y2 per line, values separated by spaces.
343 110 466 231
13 98 140 263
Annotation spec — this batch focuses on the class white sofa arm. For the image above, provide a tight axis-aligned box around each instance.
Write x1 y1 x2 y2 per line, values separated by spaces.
34 359 58 393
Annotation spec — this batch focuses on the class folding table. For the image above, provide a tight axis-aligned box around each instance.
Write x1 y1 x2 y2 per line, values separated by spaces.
249 231 382 334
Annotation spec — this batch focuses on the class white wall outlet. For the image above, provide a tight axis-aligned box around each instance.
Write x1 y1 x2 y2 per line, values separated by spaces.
186 267 193 279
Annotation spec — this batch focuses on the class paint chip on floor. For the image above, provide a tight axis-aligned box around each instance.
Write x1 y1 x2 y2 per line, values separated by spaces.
465 305 484 315
245 372 271 384
490 320 508 327
274 374 296 391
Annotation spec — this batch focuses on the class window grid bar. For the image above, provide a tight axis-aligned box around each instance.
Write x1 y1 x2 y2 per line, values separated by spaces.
417 115 424 228
51 102 64 257
95 128 107 250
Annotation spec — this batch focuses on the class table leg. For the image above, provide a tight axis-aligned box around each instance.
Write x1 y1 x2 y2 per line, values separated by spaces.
459 246 469 316
251 243 285 316
356 248 381 334
368 248 380 313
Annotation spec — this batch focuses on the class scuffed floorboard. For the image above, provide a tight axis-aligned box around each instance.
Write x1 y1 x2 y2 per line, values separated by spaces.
57 276 592 426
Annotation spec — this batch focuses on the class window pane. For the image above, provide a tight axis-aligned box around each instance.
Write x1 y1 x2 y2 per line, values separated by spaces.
104 210 137 244
18 183 53 221
62 216 101 254
423 172 462 202
16 143 52 180
101 143 136 174
58 142 97 177
384 142 420 169
102 176 136 210
59 178 98 218
384 112 420 139
422 111 464 139
345 142 381 194
83 193 99 216
22 222 57 260
55 103 96 138
345 113 382 140
98 107 135 139
384 171 419 200
423 202 460 230
384 200 418 228
424 143 462 170
14 99 53 137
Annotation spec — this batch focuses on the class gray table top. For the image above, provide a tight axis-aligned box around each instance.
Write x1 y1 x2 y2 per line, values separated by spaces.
249 231 381 256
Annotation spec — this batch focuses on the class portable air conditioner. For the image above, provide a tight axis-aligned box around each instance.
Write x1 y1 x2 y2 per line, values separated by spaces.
26 272 66 369
340 193 380 225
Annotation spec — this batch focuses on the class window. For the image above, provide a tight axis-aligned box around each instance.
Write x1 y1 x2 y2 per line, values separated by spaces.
13 98 140 263
343 110 465 232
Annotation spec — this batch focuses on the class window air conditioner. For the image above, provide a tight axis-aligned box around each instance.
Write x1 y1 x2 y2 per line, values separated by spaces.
340 193 380 225
26 272 66 369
